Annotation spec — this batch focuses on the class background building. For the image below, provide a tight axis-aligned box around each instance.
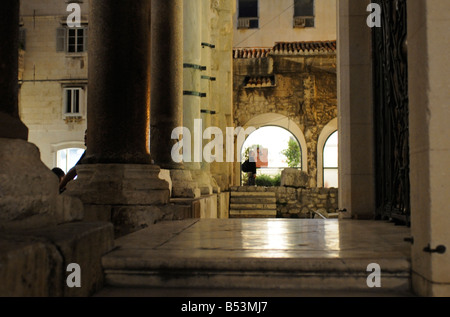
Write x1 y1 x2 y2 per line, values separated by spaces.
232 0 338 188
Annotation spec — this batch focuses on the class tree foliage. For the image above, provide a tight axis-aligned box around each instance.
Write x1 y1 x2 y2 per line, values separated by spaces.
281 138 301 168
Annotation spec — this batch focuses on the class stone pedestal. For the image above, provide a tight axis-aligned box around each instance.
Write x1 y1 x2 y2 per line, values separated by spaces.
170 169 201 199
191 170 221 195
65 164 170 206
0 139 83 230
63 164 173 236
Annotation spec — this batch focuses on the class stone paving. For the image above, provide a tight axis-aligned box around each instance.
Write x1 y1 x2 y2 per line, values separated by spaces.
97 218 413 297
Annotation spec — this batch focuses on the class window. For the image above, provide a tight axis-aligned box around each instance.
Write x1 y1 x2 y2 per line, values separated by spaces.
63 87 85 117
323 131 338 188
238 0 259 29
293 0 315 28
57 148 85 174
57 26 88 53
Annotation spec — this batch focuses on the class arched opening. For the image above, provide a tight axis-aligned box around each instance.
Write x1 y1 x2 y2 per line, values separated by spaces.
240 126 302 186
323 131 338 188
317 118 338 187
56 148 85 174
243 114 308 170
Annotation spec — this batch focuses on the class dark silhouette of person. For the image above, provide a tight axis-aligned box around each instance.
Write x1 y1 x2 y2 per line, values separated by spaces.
51 167 66 183
59 129 87 193
247 150 257 186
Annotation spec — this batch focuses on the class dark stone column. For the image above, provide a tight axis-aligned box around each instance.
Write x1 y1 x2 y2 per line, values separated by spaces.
86 0 152 164
0 0 28 140
150 0 184 169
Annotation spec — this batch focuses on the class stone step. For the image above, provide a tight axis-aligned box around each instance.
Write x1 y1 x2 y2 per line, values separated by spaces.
102 253 411 292
229 210 277 218
231 197 276 204
230 203 277 210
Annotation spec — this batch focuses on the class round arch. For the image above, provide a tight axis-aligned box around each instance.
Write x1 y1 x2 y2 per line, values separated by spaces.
243 113 308 173
317 118 338 187
51 141 86 171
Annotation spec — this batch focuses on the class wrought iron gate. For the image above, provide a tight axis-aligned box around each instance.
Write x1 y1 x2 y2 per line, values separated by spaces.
372 0 410 225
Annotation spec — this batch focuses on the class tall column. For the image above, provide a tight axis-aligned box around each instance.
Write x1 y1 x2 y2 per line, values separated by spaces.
196 0 220 194
86 0 152 164
210 0 235 191
337 0 375 219
151 0 200 198
183 0 202 172
183 0 214 195
151 0 184 169
65 0 171 236
409 0 450 297
0 0 28 140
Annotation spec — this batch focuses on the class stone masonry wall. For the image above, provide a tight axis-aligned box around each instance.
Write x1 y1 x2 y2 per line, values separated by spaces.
233 54 337 187
232 186 338 218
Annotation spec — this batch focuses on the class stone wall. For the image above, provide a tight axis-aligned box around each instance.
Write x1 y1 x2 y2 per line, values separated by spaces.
233 52 337 187
231 186 338 218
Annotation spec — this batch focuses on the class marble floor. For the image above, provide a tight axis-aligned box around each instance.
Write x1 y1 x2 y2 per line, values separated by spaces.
96 218 414 297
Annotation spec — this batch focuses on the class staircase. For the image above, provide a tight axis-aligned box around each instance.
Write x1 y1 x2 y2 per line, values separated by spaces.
229 189 277 218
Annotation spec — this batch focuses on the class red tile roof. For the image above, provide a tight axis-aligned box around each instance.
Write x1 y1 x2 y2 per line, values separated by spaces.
234 40 336 58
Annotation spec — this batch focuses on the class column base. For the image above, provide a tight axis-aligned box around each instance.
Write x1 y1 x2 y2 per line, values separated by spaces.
63 164 173 237
170 169 201 199
65 164 170 205
191 170 221 195
0 138 83 230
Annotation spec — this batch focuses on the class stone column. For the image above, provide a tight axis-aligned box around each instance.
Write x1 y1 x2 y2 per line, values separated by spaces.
0 0 83 229
0 0 28 140
408 0 450 297
336 0 375 219
198 0 220 194
65 0 172 235
209 0 235 191
183 0 214 195
86 0 152 164
183 0 202 172
151 0 200 198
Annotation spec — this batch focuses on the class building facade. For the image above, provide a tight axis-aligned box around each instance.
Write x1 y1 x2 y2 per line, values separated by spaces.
232 0 338 188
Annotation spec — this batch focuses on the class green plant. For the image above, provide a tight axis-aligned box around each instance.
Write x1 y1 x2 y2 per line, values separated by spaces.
281 138 301 168
255 174 281 187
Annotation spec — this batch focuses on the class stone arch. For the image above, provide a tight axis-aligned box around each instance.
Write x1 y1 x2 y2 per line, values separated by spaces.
243 113 308 173
51 141 85 169
317 118 338 187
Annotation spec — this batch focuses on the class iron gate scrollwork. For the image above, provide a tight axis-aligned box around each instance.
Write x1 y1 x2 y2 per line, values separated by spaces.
372 0 410 226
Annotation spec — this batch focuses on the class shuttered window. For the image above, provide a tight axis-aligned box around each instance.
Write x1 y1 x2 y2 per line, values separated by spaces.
56 27 88 53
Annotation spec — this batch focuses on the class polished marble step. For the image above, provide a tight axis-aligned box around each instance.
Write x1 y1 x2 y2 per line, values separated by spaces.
101 219 412 293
